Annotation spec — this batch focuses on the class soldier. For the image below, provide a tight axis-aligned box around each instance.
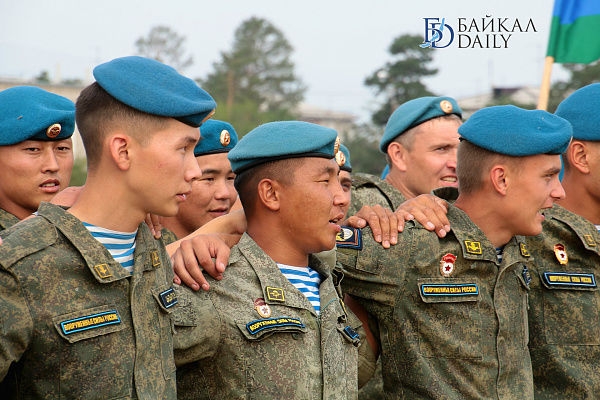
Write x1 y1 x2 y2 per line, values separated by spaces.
173 121 376 399
0 56 217 399
161 119 239 243
527 83 600 398
0 86 74 230
337 105 572 399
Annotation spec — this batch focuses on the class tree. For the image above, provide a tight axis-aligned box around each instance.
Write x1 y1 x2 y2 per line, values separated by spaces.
135 26 193 71
365 34 438 126
35 70 50 84
546 61 600 112
344 124 387 175
199 17 306 134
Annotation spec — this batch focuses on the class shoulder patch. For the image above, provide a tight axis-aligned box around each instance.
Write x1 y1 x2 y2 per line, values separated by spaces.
336 226 362 250
0 217 58 268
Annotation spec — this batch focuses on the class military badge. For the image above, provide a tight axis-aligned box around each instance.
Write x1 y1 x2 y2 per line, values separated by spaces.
254 298 272 318
335 150 346 167
583 234 596 247
150 250 161 267
336 226 362 250
519 243 530 257
333 136 341 155
93 263 113 279
440 100 453 114
220 129 231 146
522 265 532 287
554 243 568 265
46 123 61 138
265 286 285 302
464 240 482 255
440 253 457 277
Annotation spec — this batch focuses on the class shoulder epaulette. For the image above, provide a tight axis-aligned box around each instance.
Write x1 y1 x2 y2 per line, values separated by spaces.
0 217 58 268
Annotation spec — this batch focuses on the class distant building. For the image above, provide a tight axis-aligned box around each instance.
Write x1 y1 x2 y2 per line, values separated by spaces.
458 86 539 118
295 103 357 141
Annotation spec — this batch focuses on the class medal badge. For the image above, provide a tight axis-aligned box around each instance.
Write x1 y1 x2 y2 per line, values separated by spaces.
440 253 457 277
254 298 272 318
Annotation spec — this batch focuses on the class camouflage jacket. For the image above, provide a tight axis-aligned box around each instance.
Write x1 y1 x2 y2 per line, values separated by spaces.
0 202 177 399
526 204 600 399
348 173 406 216
173 233 371 400
0 208 20 232
338 196 534 399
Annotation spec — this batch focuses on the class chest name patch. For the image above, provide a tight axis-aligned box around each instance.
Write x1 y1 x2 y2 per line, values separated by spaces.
543 272 597 288
420 283 479 297
60 310 121 335
246 316 305 335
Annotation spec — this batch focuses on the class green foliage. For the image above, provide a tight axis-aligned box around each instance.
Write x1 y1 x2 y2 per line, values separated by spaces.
547 61 600 112
343 124 387 175
364 34 438 126
35 70 50 84
198 17 305 135
135 26 193 71
69 158 87 187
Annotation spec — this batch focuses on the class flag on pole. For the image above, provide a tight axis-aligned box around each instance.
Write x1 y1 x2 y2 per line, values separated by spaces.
546 0 600 63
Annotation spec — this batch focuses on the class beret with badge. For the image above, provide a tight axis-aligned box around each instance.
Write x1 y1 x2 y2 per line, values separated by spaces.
380 96 462 152
195 119 238 156
555 83 600 141
228 121 340 174
336 144 352 172
458 105 572 156
93 56 216 127
0 86 75 146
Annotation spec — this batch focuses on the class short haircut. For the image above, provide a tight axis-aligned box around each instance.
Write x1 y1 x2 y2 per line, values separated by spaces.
234 158 302 216
75 82 170 171
457 140 522 194
385 113 462 164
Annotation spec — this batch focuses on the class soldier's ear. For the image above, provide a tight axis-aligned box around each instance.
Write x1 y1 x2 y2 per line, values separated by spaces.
565 140 590 174
256 178 282 211
107 131 132 171
387 142 409 172
489 164 509 195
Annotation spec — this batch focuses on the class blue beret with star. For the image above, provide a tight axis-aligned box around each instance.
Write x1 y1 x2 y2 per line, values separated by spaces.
0 86 75 146
380 96 462 152
336 144 352 172
195 119 238 156
228 121 339 173
555 83 600 141
458 105 572 156
93 56 216 127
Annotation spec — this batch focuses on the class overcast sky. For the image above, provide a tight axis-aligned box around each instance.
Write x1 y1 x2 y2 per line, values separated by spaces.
1 0 565 123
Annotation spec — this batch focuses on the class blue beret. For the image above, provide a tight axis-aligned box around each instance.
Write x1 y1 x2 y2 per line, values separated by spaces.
93 56 216 127
195 119 238 156
228 121 339 173
336 144 352 172
458 105 572 156
380 96 462 152
0 86 75 146
555 83 600 141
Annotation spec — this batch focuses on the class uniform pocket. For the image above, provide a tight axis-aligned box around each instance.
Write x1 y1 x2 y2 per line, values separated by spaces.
53 304 125 343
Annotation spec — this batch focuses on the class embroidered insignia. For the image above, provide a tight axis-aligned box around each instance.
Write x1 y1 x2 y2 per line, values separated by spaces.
150 250 161 267
554 244 568 265
93 263 112 279
439 253 457 277
583 234 596 247
522 265 532 287
246 316 305 335
464 240 482 255
159 287 178 309
46 123 61 138
543 272 597 288
420 283 479 297
340 325 361 346
254 298 272 318
519 243 530 257
336 226 362 250
265 286 285 302
219 129 231 146
60 310 121 335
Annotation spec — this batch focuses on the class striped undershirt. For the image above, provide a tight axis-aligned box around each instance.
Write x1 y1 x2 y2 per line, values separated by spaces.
83 222 137 274
496 247 504 264
277 264 322 314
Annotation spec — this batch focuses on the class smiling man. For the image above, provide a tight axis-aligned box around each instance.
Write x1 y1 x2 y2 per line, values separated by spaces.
0 86 74 230
338 105 572 399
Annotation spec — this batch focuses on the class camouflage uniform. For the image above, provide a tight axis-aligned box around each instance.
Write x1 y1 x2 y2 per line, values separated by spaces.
0 202 177 399
337 190 533 399
0 209 20 231
173 233 371 400
160 227 178 246
526 204 600 399
347 173 406 216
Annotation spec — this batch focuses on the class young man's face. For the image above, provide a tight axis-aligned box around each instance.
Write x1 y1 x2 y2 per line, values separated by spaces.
339 170 352 218
172 152 238 233
0 139 73 219
132 119 202 217
279 158 347 254
505 154 565 236
400 118 460 198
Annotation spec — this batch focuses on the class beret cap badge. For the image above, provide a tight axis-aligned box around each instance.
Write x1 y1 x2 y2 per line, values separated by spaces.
46 123 62 138
336 150 346 167
440 100 453 114
334 136 341 155
220 130 231 147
